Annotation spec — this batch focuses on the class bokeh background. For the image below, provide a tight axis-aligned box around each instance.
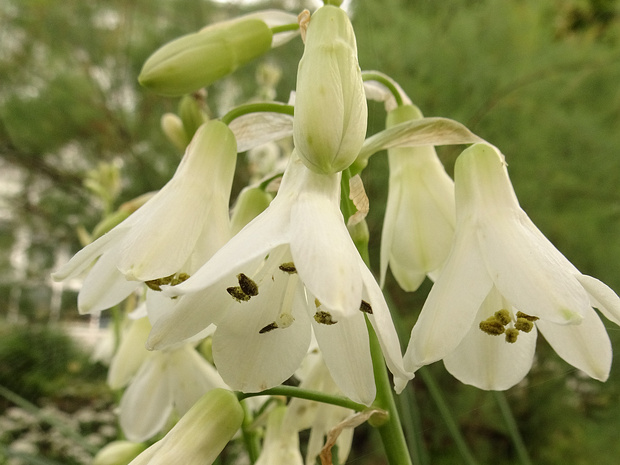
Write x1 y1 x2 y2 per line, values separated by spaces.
1 0 620 463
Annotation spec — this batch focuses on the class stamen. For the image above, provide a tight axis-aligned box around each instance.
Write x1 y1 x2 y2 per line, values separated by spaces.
227 286 251 302
505 328 519 343
145 272 190 291
359 300 373 314
479 318 505 336
314 310 337 325
278 262 297 274
494 309 511 326
259 322 279 334
237 273 258 297
516 311 539 322
515 318 534 333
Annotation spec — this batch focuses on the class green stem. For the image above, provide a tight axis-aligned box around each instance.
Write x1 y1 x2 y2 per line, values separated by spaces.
367 320 413 465
237 386 367 412
270 23 300 35
362 71 404 107
220 102 294 126
492 391 533 465
240 400 262 464
418 368 479 465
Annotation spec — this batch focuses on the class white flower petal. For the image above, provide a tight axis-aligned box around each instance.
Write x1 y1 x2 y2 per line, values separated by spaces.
291 167 362 318
444 291 537 390
167 203 290 296
168 346 228 416
536 306 612 381
576 274 620 326
404 228 493 371
120 354 173 442
51 226 128 281
147 281 234 350
212 276 311 392
77 247 141 314
108 316 152 389
478 216 590 325
311 312 375 406
117 121 236 281
359 261 412 387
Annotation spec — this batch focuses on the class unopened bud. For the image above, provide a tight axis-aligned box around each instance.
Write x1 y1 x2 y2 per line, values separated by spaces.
93 441 146 465
230 186 272 235
139 19 273 96
129 389 244 465
161 113 190 152
293 6 367 174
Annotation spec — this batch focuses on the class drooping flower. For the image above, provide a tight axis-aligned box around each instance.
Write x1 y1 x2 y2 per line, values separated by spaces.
293 5 367 174
255 406 304 465
148 151 411 405
128 389 243 465
380 104 455 291
108 316 227 442
52 120 236 314
402 143 620 390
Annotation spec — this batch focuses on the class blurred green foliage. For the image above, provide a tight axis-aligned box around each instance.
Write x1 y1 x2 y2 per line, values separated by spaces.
0 323 106 405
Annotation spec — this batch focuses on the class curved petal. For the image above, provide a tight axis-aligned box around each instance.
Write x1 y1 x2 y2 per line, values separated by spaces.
147 278 234 350
576 274 620 326
291 166 362 319
536 306 612 381
229 111 294 153
166 202 290 296
403 227 493 371
168 346 228 415
444 291 536 390
360 261 412 388
379 173 405 288
51 226 128 281
311 310 375 406
212 276 311 392
77 247 141 314
479 214 590 325
108 316 152 389
119 354 173 442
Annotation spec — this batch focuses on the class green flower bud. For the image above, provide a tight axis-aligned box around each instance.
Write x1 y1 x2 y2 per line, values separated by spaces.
93 441 146 465
129 389 244 465
179 95 209 141
293 6 367 174
139 19 273 97
161 113 190 152
230 186 273 235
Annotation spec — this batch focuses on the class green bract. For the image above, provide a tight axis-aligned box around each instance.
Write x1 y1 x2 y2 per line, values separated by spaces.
139 19 273 97
293 5 367 174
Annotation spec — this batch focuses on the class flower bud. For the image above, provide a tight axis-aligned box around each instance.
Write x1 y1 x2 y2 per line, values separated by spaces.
230 186 273 235
293 6 367 174
139 19 273 97
129 389 243 465
93 441 146 465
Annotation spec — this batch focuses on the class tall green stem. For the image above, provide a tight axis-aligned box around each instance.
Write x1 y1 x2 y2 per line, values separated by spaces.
367 320 413 465
492 391 533 465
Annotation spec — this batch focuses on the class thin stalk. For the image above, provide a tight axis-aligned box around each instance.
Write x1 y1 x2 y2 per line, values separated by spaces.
362 71 404 107
220 102 294 126
238 386 367 412
492 391 533 465
418 368 479 465
270 23 300 35
395 385 429 465
367 320 413 465
240 400 262 464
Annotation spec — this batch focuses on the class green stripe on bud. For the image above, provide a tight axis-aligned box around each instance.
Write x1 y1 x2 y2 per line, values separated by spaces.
293 5 367 174
139 19 273 97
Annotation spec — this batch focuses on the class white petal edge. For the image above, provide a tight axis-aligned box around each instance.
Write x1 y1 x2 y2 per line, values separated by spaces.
576 274 620 326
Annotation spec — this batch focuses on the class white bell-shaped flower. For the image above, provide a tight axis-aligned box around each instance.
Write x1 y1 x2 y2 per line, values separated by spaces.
380 104 455 291
148 151 411 405
52 120 236 313
403 143 620 390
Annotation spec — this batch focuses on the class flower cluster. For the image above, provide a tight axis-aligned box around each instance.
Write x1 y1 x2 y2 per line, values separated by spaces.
55 4 620 465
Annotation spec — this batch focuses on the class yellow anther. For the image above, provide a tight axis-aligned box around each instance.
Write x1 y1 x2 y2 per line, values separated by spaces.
314 311 337 325
516 311 539 322
494 309 511 326
515 318 534 333
505 328 519 343
479 318 505 336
